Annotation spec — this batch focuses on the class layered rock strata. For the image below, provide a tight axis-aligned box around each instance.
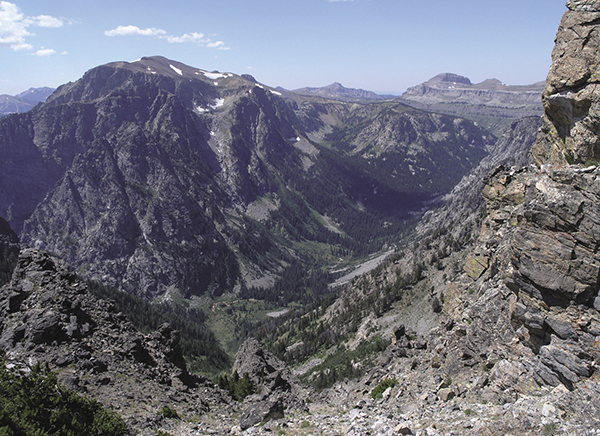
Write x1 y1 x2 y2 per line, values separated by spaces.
533 0 600 165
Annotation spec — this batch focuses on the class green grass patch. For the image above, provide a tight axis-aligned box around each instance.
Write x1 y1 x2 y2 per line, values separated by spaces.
371 378 398 399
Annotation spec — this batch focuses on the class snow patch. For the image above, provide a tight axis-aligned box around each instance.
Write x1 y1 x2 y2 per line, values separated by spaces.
270 89 282 96
169 64 183 76
203 71 227 80
194 98 225 114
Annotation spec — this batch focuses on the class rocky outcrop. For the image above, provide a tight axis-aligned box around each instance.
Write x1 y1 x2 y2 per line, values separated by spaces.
0 217 18 286
483 165 600 308
532 0 600 165
233 338 308 430
0 247 229 433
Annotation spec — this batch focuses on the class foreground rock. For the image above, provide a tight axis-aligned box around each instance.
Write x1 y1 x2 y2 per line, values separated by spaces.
0 247 231 434
233 338 308 430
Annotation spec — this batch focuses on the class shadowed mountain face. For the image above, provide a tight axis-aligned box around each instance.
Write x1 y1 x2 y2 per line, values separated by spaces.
0 56 494 300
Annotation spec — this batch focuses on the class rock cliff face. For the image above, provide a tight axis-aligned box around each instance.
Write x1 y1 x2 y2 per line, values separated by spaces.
232 338 308 430
533 0 600 165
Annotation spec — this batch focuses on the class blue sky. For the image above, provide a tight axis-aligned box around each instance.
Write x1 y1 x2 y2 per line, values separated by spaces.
1 0 567 96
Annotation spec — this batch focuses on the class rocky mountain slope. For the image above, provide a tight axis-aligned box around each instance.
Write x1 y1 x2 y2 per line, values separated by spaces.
0 56 493 301
2 2 600 436
0 225 233 435
0 87 54 117
400 72 545 135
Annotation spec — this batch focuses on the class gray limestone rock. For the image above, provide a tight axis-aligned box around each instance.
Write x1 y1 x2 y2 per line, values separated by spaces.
239 398 284 430
533 3 600 164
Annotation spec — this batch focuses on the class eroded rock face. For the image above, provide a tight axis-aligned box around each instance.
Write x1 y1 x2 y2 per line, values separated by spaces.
533 0 600 164
482 165 600 308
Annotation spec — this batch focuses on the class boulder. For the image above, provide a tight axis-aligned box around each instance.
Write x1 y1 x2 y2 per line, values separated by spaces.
239 398 284 430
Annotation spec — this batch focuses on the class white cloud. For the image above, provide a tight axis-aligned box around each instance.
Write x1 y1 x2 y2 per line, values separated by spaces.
104 25 167 37
164 32 205 43
33 47 55 56
207 40 228 50
34 14 63 28
11 42 32 51
105 24 229 49
0 2 63 52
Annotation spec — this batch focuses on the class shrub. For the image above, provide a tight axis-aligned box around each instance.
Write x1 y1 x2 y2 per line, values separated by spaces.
371 378 398 399
0 360 129 436
157 406 180 419
217 371 258 402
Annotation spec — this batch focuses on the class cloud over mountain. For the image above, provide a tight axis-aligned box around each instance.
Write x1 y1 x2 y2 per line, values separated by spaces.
104 24 229 49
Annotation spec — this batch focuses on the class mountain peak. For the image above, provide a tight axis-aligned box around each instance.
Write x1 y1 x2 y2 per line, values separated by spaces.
293 82 385 101
429 73 472 86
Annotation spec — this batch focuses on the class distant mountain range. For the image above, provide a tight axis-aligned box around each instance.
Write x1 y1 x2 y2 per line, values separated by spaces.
290 74 545 135
1 74 544 136
292 82 393 101
398 73 545 135
0 87 55 117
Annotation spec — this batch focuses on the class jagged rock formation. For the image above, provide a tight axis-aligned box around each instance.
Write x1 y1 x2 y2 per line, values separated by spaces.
0 246 231 434
0 56 493 301
533 0 600 165
232 338 308 430
400 73 544 135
